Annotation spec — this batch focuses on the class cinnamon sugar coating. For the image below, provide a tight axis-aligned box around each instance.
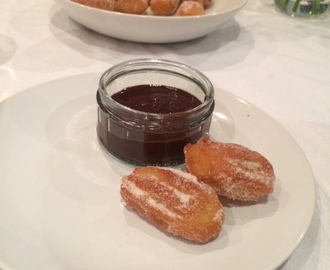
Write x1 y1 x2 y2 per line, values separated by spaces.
182 0 212 8
175 1 205 16
120 166 224 244
73 0 116 11
149 0 181 16
184 137 275 202
116 0 149 14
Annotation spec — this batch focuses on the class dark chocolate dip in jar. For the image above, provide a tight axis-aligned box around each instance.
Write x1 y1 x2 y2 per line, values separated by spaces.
96 59 214 166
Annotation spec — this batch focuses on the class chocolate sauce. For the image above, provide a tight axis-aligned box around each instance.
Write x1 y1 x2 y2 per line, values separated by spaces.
97 85 213 166
111 84 202 113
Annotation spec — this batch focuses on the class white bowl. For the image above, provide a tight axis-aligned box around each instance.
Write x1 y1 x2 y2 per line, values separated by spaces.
53 0 247 43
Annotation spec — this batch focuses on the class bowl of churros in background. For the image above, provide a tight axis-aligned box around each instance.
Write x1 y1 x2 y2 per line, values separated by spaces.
53 0 247 43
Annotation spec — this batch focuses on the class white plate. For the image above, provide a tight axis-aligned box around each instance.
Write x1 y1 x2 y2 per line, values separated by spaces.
0 73 315 270
53 0 247 43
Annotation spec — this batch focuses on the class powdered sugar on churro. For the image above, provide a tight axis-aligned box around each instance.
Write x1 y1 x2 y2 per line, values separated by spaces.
122 177 146 198
120 166 224 244
185 137 276 202
146 197 180 219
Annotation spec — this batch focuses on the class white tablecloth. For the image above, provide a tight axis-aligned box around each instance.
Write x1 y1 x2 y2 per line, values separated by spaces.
1 0 329 269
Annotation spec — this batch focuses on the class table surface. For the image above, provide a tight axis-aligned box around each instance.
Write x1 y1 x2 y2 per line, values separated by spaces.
1 0 329 269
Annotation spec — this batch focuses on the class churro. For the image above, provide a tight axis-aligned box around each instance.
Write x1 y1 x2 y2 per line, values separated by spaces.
120 166 224 244
184 137 275 201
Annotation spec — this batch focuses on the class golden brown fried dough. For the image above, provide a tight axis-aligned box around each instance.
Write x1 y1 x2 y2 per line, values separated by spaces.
175 1 205 16
120 166 224 244
149 0 181 16
73 0 213 16
116 0 149 14
73 0 117 11
182 0 212 8
184 137 275 202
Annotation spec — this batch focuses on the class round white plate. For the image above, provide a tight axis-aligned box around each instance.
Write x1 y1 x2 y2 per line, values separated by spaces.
0 73 315 270
53 0 247 43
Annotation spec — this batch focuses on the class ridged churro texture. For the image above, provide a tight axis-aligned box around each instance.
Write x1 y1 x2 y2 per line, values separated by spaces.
184 137 275 202
120 166 224 244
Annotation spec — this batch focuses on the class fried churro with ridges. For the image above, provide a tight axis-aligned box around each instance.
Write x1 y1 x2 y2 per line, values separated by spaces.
184 137 275 202
120 166 224 244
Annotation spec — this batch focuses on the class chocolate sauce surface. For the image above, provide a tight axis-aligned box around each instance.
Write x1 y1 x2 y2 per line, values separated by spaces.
97 84 213 166
111 84 202 113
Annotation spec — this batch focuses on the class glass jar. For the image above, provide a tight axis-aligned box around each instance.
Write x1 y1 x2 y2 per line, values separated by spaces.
275 0 329 17
96 59 214 166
